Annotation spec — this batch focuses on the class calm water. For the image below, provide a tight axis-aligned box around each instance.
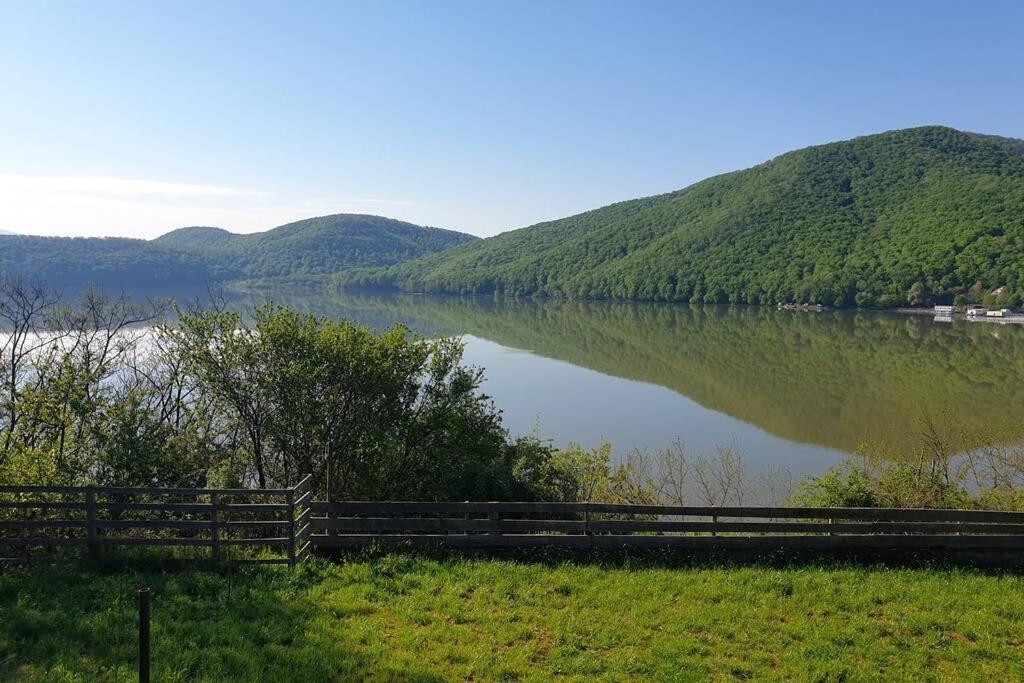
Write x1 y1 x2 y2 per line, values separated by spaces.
169 286 1024 481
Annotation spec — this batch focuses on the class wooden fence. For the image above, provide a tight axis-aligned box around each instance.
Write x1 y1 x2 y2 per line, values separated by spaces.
0 475 313 565
311 501 1024 560
5 494 1024 564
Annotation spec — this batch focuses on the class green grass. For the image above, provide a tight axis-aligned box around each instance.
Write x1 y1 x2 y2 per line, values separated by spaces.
1 554 1023 681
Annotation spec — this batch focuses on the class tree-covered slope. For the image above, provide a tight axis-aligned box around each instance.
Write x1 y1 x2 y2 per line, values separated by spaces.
349 127 1024 308
154 226 237 249
0 214 476 288
0 235 215 287
155 214 477 281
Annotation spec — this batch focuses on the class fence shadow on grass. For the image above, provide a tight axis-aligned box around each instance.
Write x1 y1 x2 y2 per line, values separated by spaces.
315 542 1024 576
0 561 444 682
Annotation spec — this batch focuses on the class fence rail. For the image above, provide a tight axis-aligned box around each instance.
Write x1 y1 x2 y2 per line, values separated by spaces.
5 494 1024 564
310 501 1024 559
0 475 313 565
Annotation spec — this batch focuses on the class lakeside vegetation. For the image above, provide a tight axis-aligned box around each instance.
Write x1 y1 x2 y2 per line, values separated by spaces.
3 278 1024 512
0 277 555 500
3 555 1024 681
346 126 1024 309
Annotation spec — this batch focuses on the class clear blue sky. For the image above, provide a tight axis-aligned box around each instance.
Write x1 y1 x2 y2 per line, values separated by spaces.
1 0 1022 238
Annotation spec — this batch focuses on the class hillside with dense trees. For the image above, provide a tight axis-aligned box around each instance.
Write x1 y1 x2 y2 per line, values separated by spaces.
0 235 216 288
154 214 477 281
344 127 1024 308
0 214 476 288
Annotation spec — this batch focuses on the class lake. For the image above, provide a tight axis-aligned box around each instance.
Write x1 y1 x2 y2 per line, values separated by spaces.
173 286 1024 482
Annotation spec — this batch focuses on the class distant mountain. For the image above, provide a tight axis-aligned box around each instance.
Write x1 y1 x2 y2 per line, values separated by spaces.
0 235 215 288
154 226 237 249
154 215 477 281
347 126 1024 308
0 214 476 288
0 229 14 235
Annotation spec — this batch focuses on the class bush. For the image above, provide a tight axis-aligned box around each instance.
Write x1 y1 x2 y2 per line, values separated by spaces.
791 462 878 507
0 282 563 501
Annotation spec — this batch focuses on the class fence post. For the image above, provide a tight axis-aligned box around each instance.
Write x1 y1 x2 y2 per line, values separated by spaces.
294 474 313 564
138 587 151 683
584 505 593 550
711 514 717 537
288 484 297 567
210 492 220 563
488 509 500 536
86 488 98 560
325 462 335 539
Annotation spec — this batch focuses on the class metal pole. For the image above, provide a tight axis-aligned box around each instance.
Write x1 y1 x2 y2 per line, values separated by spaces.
138 587 151 683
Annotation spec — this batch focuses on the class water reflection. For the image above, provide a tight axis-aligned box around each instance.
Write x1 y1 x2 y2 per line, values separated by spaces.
144 285 1024 467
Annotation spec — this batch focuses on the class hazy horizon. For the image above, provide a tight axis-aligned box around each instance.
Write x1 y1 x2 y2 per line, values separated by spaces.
2 1 1023 239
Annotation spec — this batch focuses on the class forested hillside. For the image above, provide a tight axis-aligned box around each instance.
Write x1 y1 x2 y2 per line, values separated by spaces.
155 214 476 281
345 127 1024 308
0 235 215 287
0 214 475 288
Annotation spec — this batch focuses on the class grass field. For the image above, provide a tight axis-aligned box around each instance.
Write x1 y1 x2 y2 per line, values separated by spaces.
1 553 1022 681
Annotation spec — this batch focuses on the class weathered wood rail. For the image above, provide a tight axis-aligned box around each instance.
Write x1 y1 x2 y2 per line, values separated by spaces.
5 492 1024 564
310 501 1024 561
0 475 313 565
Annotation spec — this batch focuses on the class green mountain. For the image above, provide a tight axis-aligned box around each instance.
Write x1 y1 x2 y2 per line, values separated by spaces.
155 226 237 249
0 214 476 288
345 126 1024 308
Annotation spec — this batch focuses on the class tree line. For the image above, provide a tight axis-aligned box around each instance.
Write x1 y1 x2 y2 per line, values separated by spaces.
0 214 476 289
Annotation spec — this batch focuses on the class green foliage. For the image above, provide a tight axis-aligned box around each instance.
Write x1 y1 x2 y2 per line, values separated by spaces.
0 280 559 501
0 214 475 289
0 282 230 488
350 126 1024 308
0 235 215 288
3 558 1024 680
792 461 879 507
548 442 614 502
793 416 1024 511
175 303 555 499
793 458 981 510
157 214 476 282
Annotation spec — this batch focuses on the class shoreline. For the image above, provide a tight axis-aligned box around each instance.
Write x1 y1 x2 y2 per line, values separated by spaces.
895 307 1024 325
